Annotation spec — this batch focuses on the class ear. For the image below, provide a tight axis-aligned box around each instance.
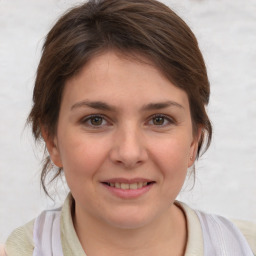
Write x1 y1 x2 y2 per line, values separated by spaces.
41 127 63 168
188 127 202 167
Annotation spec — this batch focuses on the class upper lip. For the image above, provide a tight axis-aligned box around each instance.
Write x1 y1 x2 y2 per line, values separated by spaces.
101 178 154 184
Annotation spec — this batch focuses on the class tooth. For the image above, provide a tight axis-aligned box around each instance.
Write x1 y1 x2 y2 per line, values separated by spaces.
129 183 138 190
110 183 114 187
143 182 147 187
115 183 121 188
121 183 129 189
137 182 143 188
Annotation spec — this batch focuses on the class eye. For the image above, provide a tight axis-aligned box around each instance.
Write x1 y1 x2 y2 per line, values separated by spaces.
81 114 108 128
148 114 175 127
152 116 165 125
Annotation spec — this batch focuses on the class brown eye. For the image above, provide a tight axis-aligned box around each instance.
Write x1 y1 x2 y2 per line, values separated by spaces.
81 115 108 128
148 114 175 127
90 116 103 126
153 116 165 125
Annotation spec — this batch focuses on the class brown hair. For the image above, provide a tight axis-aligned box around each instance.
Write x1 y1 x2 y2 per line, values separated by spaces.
28 0 212 196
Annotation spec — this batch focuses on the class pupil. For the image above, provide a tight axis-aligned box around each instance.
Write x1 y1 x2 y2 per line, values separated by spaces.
153 117 164 125
91 117 102 125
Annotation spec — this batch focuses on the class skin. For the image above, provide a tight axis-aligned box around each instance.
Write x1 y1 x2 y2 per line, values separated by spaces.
44 51 200 255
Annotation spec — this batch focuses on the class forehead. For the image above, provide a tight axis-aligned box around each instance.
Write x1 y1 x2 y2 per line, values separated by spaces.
62 51 189 110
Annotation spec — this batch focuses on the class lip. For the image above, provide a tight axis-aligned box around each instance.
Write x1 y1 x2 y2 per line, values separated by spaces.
100 178 155 199
101 178 152 184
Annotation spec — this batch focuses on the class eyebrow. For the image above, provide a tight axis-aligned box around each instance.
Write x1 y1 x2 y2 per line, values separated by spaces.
141 101 184 111
71 100 116 111
71 100 184 111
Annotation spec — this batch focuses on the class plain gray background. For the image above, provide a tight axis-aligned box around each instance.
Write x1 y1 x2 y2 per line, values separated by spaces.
1 0 256 243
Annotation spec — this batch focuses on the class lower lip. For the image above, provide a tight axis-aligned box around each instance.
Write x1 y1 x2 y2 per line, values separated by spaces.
102 183 154 199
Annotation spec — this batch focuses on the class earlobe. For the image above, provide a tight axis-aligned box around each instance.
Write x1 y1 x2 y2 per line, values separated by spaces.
188 127 202 167
41 128 63 168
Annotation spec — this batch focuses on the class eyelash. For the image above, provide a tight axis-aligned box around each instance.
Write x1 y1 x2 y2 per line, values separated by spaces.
80 114 175 128
147 114 175 127
81 114 108 128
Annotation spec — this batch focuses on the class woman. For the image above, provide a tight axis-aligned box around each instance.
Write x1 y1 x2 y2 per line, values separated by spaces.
4 0 255 255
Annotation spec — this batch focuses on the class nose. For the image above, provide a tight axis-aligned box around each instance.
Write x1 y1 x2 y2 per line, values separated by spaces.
109 125 148 169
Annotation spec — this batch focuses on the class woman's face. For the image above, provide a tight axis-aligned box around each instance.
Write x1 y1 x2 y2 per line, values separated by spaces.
47 51 199 229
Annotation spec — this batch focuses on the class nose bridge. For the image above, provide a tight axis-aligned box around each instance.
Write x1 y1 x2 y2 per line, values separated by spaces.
110 122 147 168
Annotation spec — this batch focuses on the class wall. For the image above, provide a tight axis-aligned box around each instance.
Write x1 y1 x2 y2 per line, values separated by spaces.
0 0 255 243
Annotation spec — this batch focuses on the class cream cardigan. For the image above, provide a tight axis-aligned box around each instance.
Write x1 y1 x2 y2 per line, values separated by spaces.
4 195 256 256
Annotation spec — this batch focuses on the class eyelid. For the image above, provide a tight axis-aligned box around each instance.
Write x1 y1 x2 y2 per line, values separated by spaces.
147 113 176 126
80 113 176 128
80 114 110 128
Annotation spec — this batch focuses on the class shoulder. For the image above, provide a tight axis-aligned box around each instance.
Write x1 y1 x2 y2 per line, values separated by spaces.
5 219 35 256
232 219 256 254
177 201 255 255
4 207 62 256
195 209 255 255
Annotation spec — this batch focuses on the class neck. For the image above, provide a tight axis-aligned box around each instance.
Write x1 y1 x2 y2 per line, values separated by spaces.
73 202 187 256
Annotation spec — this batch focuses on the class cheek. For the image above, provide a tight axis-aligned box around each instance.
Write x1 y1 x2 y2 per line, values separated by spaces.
151 138 190 200
150 136 191 177
57 132 108 181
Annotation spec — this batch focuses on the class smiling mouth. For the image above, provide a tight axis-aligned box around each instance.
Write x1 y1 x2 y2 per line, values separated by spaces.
102 181 155 190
